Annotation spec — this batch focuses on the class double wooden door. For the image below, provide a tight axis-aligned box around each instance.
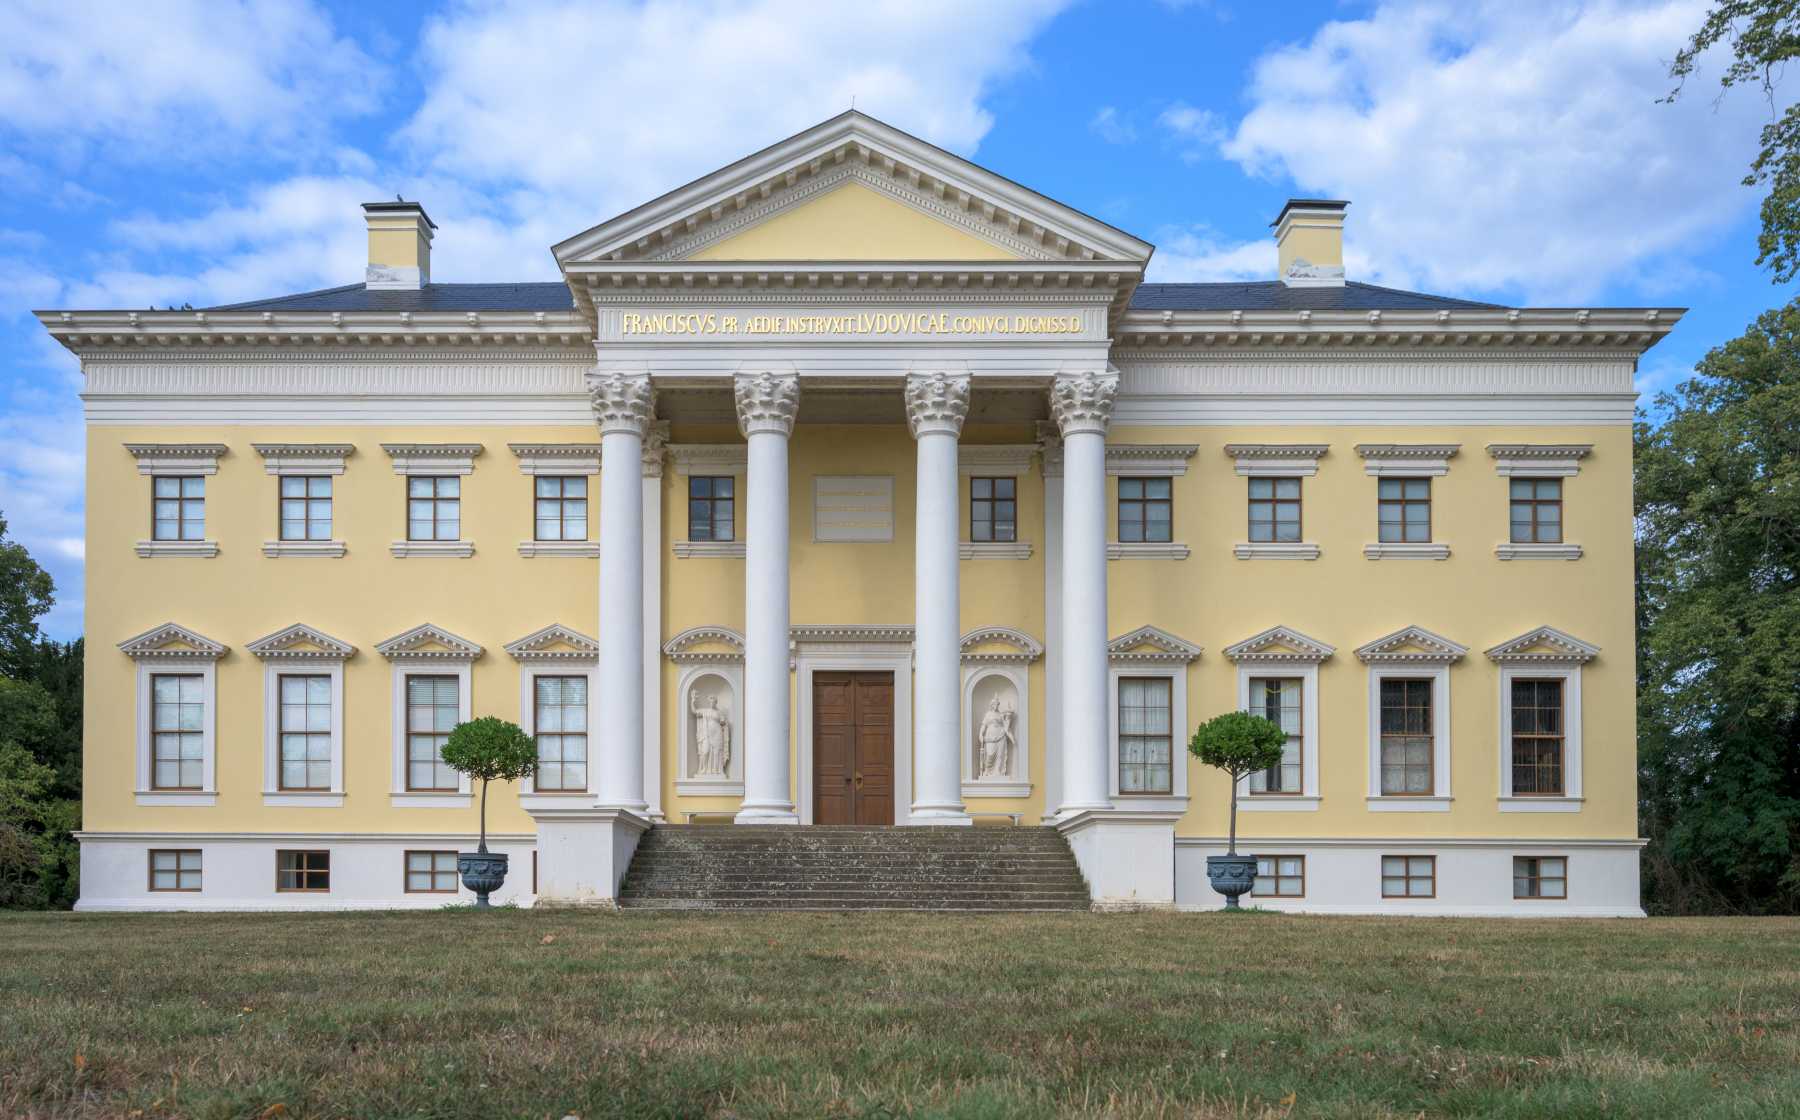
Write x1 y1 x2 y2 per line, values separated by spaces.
812 671 895 825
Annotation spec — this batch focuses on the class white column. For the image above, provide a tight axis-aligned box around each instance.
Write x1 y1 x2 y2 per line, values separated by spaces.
1036 422 1064 820
640 421 668 820
1051 370 1119 815
906 371 972 825
589 369 654 813
734 369 801 824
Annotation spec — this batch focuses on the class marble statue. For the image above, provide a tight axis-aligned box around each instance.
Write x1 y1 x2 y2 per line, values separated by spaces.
976 697 1015 779
691 692 731 776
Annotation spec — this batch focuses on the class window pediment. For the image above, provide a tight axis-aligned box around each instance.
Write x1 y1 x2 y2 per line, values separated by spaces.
959 627 1044 664
1108 625 1203 665
1354 625 1468 665
245 624 356 661
504 624 600 663
375 623 484 661
118 622 227 661
662 626 746 664
1485 626 1599 664
1223 625 1336 664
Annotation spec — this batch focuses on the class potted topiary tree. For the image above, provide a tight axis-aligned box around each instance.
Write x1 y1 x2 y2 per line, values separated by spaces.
1187 710 1288 909
441 716 538 908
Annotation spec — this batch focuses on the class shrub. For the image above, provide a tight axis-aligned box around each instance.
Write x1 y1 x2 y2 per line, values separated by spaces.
1188 711 1287 855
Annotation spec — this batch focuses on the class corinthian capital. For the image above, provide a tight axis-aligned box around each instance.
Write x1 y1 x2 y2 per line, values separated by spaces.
734 369 800 437
904 370 971 438
588 369 656 436
1048 369 1119 437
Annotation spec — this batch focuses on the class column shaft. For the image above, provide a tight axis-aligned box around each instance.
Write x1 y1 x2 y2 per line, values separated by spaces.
735 371 800 824
907 369 970 822
590 371 653 813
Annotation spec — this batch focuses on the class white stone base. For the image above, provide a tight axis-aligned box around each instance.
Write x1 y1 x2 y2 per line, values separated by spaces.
74 831 538 911
1056 809 1181 910
1174 836 1646 916
531 807 651 907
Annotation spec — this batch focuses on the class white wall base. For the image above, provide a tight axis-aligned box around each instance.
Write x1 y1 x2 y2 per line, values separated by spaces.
530 807 650 907
1174 837 1646 917
1057 809 1180 910
75 831 537 911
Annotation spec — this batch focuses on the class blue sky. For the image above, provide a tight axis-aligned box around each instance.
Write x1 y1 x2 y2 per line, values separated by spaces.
1 0 1793 641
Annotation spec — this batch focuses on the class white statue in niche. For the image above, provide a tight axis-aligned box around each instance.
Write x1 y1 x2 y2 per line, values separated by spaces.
976 696 1016 779
691 691 731 776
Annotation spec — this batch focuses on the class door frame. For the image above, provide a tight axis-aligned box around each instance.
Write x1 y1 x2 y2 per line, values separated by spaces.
794 632 913 826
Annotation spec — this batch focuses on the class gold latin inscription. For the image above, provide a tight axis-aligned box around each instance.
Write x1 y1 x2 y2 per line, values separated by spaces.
618 311 1084 337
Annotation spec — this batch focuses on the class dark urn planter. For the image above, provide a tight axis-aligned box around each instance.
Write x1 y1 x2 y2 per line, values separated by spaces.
458 851 509 908
1206 854 1258 910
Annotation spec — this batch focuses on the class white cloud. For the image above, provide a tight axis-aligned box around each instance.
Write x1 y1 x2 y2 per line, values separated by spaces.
1090 106 1136 144
0 0 383 160
1219 0 1768 303
1158 101 1225 162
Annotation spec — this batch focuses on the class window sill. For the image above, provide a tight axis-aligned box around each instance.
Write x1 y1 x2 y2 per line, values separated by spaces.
262 540 347 559
134 790 216 806
673 540 747 559
1236 795 1321 812
517 540 599 558
521 791 597 811
1499 795 1584 813
1362 542 1450 561
390 792 473 808
961 541 1033 560
135 540 219 559
963 781 1033 799
263 791 345 807
1365 795 1452 812
1107 542 1191 560
1495 542 1582 561
389 540 474 559
673 779 745 797
1234 542 1321 561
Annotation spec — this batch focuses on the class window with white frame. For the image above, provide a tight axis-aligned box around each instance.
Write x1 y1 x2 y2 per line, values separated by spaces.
1486 627 1595 807
535 476 588 541
153 476 206 541
1378 678 1435 795
150 673 205 789
1247 677 1302 794
1117 677 1173 794
279 477 333 541
378 624 481 804
532 675 589 791
1117 478 1172 543
406 675 460 791
408 477 461 541
1252 855 1304 897
247 624 352 805
277 674 333 790
121 623 225 804
1248 477 1302 542
1509 678 1565 795
1356 626 1465 808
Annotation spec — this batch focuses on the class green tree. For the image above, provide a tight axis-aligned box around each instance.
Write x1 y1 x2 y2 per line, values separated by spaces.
1636 297 1800 914
0 686 78 909
442 717 538 854
0 515 53 679
1188 711 1287 857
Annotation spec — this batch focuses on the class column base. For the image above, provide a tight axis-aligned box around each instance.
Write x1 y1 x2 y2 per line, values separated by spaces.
734 803 800 825
1056 809 1180 910
530 806 651 905
908 804 973 826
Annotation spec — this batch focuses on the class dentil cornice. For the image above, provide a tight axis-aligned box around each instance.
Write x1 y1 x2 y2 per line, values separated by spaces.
587 368 656 436
904 370 971 438
1048 369 1119 436
734 368 801 437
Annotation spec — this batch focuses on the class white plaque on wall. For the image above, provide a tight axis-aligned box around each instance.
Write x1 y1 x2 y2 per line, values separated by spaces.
814 476 894 542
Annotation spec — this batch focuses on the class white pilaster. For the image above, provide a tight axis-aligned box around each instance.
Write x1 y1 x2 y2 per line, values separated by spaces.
1037 423 1064 821
906 370 972 825
641 422 668 820
589 368 652 813
734 369 801 824
1051 369 1118 816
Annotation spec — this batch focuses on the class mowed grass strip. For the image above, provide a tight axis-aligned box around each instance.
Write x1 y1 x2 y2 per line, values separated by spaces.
1 911 1795 1119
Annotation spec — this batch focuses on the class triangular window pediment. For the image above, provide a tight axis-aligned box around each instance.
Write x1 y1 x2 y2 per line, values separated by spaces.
505 624 600 662
1485 626 1599 664
1355 625 1468 664
1108 625 1203 664
118 622 227 661
246 623 355 661
375 623 484 661
1223 625 1335 664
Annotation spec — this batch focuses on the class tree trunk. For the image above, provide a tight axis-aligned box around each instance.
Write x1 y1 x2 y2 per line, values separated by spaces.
478 777 489 854
1227 767 1240 856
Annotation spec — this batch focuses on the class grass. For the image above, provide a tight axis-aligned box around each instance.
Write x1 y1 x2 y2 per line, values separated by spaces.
1 910 1796 1119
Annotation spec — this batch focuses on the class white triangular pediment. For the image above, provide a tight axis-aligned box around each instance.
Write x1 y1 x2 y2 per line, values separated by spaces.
554 111 1152 267
504 624 600 662
1485 626 1599 664
246 623 355 661
1108 624 1203 664
118 622 227 661
375 623 484 661
662 625 746 664
959 626 1044 663
1222 625 1336 664
1355 625 1468 664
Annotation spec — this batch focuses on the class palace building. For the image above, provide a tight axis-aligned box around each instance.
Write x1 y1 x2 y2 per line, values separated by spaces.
42 113 1675 914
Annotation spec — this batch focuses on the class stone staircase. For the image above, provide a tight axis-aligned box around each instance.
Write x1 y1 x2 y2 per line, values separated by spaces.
616 825 1092 911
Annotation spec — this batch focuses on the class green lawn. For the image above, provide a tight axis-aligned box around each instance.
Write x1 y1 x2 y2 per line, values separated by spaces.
2 910 1796 1119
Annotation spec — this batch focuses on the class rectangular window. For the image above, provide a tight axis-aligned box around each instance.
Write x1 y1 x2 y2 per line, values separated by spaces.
1378 478 1431 543
279 476 332 541
148 849 201 892
405 850 459 894
276 849 330 892
970 477 1017 543
1118 478 1172 543
1118 677 1172 794
407 476 461 541
1510 678 1565 795
1247 677 1303 794
687 476 735 542
405 675 460 791
1381 855 1436 898
1252 855 1304 897
1510 478 1563 543
152 476 205 541
533 675 589 792
1379 678 1434 795
277 673 333 791
1513 856 1567 899
1248 477 1302 542
534 476 587 541
150 673 205 789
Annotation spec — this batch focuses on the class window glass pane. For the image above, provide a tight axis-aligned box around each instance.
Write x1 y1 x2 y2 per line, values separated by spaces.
1119 479 1143 499
181 477 204 498
1146 478 1171 499
1274 478 1300 499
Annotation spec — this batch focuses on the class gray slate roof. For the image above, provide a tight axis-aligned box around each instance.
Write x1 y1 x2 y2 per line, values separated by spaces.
206 279 1503 314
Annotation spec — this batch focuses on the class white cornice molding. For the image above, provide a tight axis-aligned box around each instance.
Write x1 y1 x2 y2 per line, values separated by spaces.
125 442 226 476
662 626 746 664
39 309 588 355
1354 625 1468 665
1222 625 1336 665
383 442 483 476
1106 443 1198 476
669 443 748 475
790 624 913 645
957 444 1035 475
253 442 354 476
1224 443 1329 477
1356 443 1459 477
508 442 603 476
1485 626 1600 664
1488 443 1592 477
504 624 600 663
375 623 484 661
1115 307 1681 356
1107 624 1203 665
959 626 1044 664
118 622 227 661
245 623 356 662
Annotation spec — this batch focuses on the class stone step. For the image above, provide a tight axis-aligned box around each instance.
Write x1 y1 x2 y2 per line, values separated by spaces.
619 898 1090 911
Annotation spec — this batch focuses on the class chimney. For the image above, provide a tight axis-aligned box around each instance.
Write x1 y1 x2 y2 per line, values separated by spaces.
362 200 436 290
1271 198 1347 288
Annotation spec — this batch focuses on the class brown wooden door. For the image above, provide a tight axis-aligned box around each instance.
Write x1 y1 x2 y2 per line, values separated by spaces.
812 671 895 825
